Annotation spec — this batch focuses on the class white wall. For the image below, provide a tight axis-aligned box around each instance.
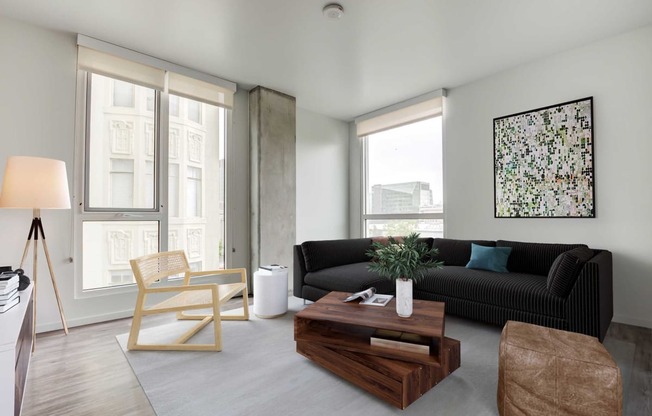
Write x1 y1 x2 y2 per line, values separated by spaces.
445 25 652 328
0 16 90 332
296 107 349 243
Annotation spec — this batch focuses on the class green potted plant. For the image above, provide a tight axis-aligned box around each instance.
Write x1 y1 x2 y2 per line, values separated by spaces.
366 232 443 317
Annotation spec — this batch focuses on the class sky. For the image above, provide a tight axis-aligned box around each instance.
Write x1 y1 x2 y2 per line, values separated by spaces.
367 116 443 204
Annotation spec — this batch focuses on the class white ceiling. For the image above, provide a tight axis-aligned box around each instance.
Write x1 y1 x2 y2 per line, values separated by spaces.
1 0 652 120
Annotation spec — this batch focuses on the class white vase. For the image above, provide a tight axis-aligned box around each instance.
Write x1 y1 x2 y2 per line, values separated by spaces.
395 278 413 318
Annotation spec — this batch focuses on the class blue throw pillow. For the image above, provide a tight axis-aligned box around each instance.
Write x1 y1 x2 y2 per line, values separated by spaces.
465 244 512 273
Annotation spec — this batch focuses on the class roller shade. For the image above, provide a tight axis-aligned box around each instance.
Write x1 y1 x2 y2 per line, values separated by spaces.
77 35 236 109
356 90 445 137
77 46 166 91
168 72 234 109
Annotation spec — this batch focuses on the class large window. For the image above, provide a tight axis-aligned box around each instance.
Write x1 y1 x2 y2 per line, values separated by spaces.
359 94 444 238
76 39 233 293
80 75 226 291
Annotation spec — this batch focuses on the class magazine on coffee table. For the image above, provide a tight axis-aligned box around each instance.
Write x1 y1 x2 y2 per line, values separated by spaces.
343 287 393 306
360 294 393 306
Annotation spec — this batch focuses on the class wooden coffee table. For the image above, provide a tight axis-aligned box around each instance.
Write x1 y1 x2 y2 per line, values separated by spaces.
294 291 460 409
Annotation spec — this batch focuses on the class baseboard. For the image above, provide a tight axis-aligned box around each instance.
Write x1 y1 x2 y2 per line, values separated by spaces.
612 314 652 329
36 309 134 334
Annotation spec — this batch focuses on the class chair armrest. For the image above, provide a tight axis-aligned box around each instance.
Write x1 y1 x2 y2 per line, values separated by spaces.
144 283 218 294
566 250 613 341
185 268 247 284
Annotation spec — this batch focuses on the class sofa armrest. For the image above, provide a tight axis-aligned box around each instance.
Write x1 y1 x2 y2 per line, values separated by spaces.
566 250 613 341
293 245 308 298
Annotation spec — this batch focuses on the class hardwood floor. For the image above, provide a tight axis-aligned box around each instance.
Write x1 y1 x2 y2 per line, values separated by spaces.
23 314 155 416
606 322 652 416
22 297 251 416
23 306 650 416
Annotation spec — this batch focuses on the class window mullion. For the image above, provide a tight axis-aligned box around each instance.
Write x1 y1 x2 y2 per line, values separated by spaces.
158 91 169 252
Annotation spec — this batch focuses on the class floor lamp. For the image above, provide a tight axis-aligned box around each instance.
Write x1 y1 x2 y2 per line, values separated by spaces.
0 156 71 348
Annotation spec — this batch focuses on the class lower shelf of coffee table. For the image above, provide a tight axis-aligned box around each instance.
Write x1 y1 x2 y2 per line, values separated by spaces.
296 337 460 409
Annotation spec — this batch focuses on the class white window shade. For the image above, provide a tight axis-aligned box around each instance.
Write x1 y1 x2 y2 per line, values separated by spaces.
356 90 445 137
77 34 236 108
168 72 234 109
78 46 166 91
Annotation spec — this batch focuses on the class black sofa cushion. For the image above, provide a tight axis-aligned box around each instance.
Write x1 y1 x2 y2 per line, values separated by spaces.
496 240 588 276
433 238 496 266
547 247 595 298
416 266 565 318
301 238 371 272
304 262 394 294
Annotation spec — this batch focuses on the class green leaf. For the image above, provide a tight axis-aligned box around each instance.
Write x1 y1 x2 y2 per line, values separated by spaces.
366 232 443 281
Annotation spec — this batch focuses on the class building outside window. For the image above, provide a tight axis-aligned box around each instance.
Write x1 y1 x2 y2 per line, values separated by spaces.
186 166 202 217
112 79 135 107
188 100 202 124
109 158 135 207
169 94 180 117
359 94 444 238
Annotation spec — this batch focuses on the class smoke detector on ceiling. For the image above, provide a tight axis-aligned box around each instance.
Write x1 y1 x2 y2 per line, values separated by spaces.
323 3 344 19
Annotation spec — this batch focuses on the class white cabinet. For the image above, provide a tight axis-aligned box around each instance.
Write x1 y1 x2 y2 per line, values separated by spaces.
0 285 33 416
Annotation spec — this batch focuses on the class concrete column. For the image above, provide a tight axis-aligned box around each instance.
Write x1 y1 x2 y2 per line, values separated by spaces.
249 86 296 291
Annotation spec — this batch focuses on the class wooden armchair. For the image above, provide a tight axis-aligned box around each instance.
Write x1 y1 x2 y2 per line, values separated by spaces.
127 250 249 351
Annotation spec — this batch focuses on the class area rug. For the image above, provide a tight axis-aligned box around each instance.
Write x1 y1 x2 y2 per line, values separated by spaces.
116 298 634 416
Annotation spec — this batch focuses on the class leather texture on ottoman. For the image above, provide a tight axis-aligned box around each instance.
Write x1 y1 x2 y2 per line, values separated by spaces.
498 321 622 416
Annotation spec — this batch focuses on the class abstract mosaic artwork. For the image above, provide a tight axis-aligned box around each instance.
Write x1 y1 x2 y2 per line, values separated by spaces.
494 97 594 218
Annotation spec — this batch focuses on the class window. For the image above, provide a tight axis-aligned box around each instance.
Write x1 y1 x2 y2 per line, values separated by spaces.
186 166 202 217
87 74 155 210
358 93 444 238
76 38 235 294
113 79 135 107
110 158 134 207
144 161 154 209
188 100 202 124
168 163 179 217
110 270 136 286
169 95 180 117
145 90 155 112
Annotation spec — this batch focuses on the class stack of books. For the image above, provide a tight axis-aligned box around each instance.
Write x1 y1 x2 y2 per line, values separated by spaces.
259 264 287 272
0 272 20 313
370 329 432 355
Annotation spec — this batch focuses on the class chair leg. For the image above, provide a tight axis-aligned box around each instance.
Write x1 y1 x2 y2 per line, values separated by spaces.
127 294 146 350
221 292 250 321
212 294 223 351
241 286 250 320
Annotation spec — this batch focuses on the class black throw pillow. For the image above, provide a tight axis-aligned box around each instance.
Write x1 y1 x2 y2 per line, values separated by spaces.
547 247 595 297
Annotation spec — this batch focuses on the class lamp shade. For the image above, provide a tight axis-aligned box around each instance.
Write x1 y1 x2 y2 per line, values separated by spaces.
0 156 71 209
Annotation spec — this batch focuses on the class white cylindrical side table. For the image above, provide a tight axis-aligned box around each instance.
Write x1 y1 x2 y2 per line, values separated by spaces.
253 269 288 318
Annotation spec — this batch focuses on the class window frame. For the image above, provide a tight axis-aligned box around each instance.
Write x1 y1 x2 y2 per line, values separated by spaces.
74 71 170 298
360 114 445 238
73 36 237 302
84 74 161 214
74 71 231 299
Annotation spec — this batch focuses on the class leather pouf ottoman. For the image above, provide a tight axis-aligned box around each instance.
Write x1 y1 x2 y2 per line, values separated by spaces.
498 321 622 416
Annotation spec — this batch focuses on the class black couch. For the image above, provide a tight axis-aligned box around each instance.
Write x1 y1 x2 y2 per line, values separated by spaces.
294 238 613 341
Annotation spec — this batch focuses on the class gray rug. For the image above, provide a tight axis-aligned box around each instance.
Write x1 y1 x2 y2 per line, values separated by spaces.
116 298 634 416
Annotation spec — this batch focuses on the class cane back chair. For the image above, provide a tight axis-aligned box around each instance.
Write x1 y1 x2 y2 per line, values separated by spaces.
127 250 249 351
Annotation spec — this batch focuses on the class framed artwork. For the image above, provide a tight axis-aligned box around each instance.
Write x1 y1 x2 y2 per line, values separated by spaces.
494 97 594 218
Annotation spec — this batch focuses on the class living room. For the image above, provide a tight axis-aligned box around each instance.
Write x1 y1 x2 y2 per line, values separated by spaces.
0 1 650 415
